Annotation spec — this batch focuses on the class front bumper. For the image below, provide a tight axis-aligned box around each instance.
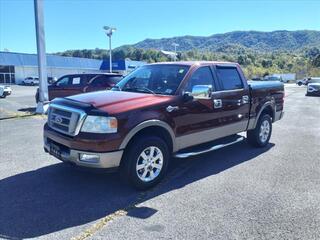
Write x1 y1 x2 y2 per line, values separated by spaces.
44 136 123 169
306 89 320 96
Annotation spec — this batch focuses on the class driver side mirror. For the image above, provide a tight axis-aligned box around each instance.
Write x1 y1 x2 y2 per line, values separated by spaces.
190 85 212 99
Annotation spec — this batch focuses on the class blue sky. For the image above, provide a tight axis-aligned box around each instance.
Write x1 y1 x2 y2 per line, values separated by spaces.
1 0 319 54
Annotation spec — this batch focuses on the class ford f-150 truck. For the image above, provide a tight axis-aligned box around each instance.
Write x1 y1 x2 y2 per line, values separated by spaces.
44 61 284 189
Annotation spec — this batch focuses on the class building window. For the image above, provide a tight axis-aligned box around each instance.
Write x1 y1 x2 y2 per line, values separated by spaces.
0 65 15 84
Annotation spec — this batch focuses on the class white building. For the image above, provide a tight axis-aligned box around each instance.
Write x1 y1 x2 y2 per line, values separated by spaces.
0 52 145 84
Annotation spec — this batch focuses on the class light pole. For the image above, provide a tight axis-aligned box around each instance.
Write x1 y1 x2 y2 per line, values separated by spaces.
34 0 49 114
172 43 179 61
103 26 116 73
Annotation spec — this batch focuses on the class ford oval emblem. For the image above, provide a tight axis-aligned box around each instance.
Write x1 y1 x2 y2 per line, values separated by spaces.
54 116 63 124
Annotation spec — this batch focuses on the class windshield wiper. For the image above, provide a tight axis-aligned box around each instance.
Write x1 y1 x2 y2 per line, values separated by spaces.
123 87 155 94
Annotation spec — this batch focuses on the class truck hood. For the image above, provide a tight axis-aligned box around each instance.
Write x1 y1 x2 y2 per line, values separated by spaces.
308 83 320 86
67 90 174 114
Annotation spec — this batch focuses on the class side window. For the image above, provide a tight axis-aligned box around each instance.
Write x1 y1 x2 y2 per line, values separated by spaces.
216 67 243 90
185 66 214 92
91 76 108 87
56 77 70 87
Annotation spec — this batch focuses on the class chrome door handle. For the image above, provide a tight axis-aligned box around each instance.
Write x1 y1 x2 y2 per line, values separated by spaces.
166 105 179 112
242 95 249 104
213 99 222 109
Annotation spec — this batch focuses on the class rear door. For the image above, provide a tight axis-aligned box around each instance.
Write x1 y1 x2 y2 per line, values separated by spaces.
212 65 250 131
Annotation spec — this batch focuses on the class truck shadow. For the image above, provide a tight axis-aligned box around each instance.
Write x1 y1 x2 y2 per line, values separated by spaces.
0 141 274 239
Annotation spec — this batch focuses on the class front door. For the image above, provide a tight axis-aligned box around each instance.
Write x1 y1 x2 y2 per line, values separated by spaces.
49 75 84 100
174 66 220 149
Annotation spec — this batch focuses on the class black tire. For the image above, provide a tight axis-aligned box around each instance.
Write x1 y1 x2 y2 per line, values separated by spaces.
247 114 272 148
120 135 170 190
298 82 302 86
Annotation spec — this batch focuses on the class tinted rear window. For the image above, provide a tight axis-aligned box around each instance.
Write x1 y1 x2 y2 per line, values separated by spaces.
216 67 243 90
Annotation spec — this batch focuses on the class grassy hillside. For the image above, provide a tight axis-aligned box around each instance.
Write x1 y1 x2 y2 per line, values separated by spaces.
133 30 320 53
55 30 320 78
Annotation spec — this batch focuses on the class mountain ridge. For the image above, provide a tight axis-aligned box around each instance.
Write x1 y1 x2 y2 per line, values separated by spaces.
128 30 320 53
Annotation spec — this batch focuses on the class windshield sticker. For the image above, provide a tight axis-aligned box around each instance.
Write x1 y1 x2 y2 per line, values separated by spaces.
179 69 185 74
165 89 173 94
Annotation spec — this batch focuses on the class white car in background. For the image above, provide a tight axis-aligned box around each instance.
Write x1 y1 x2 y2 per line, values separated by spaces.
0 85 12 98
306 78 320 96
296 78 308 86
22 76 40 85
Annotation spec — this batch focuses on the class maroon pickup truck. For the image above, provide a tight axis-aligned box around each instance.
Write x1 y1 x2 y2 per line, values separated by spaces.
44 61 284 189
36 73 122 102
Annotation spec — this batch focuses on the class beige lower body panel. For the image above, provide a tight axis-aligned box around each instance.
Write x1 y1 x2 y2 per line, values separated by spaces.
44 137 123 169
175 120 248 151
247 110 284 130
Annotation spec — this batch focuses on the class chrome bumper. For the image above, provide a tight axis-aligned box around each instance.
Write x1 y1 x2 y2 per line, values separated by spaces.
44 137 123 169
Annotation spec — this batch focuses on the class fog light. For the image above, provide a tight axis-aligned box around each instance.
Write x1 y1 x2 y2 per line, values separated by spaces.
79 153 100 163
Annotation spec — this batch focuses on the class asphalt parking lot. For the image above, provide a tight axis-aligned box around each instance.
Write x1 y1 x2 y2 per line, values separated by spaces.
0 85 38 119
0 84 319 240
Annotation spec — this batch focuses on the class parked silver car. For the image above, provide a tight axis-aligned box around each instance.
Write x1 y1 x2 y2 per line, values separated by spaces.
306 78 320 96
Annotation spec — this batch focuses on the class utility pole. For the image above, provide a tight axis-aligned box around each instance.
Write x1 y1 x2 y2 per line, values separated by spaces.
34 0 48 114
172 43 179 61
103 26 116 73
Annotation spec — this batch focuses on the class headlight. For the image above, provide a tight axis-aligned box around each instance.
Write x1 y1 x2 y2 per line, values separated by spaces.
81 116 117 133
308 86 315 91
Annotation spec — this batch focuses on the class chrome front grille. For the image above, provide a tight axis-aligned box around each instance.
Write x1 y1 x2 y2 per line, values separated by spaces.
48 103 87 136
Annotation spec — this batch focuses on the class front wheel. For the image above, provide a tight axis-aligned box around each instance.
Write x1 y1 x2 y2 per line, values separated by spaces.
120 136 170 190
247 114 272 147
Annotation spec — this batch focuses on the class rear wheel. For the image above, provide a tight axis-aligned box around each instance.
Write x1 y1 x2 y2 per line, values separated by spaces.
247 114 272 147
120 136 170 190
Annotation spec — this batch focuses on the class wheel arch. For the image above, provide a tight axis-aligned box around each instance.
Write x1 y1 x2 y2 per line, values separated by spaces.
249 101 276 129
119 120 176 153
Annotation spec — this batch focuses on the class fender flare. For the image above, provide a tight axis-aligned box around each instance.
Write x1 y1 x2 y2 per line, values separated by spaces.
119 119 177 152
249 101 276 129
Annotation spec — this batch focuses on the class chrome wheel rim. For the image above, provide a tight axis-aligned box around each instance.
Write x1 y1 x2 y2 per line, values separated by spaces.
259 120 270 143
136 146 163 182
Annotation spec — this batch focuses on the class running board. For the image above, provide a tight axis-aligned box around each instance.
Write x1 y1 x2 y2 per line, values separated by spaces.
174 136 245 158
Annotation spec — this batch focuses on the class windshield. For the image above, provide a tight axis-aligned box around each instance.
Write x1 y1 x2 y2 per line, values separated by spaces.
114 65 190 95
309 79 320 83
